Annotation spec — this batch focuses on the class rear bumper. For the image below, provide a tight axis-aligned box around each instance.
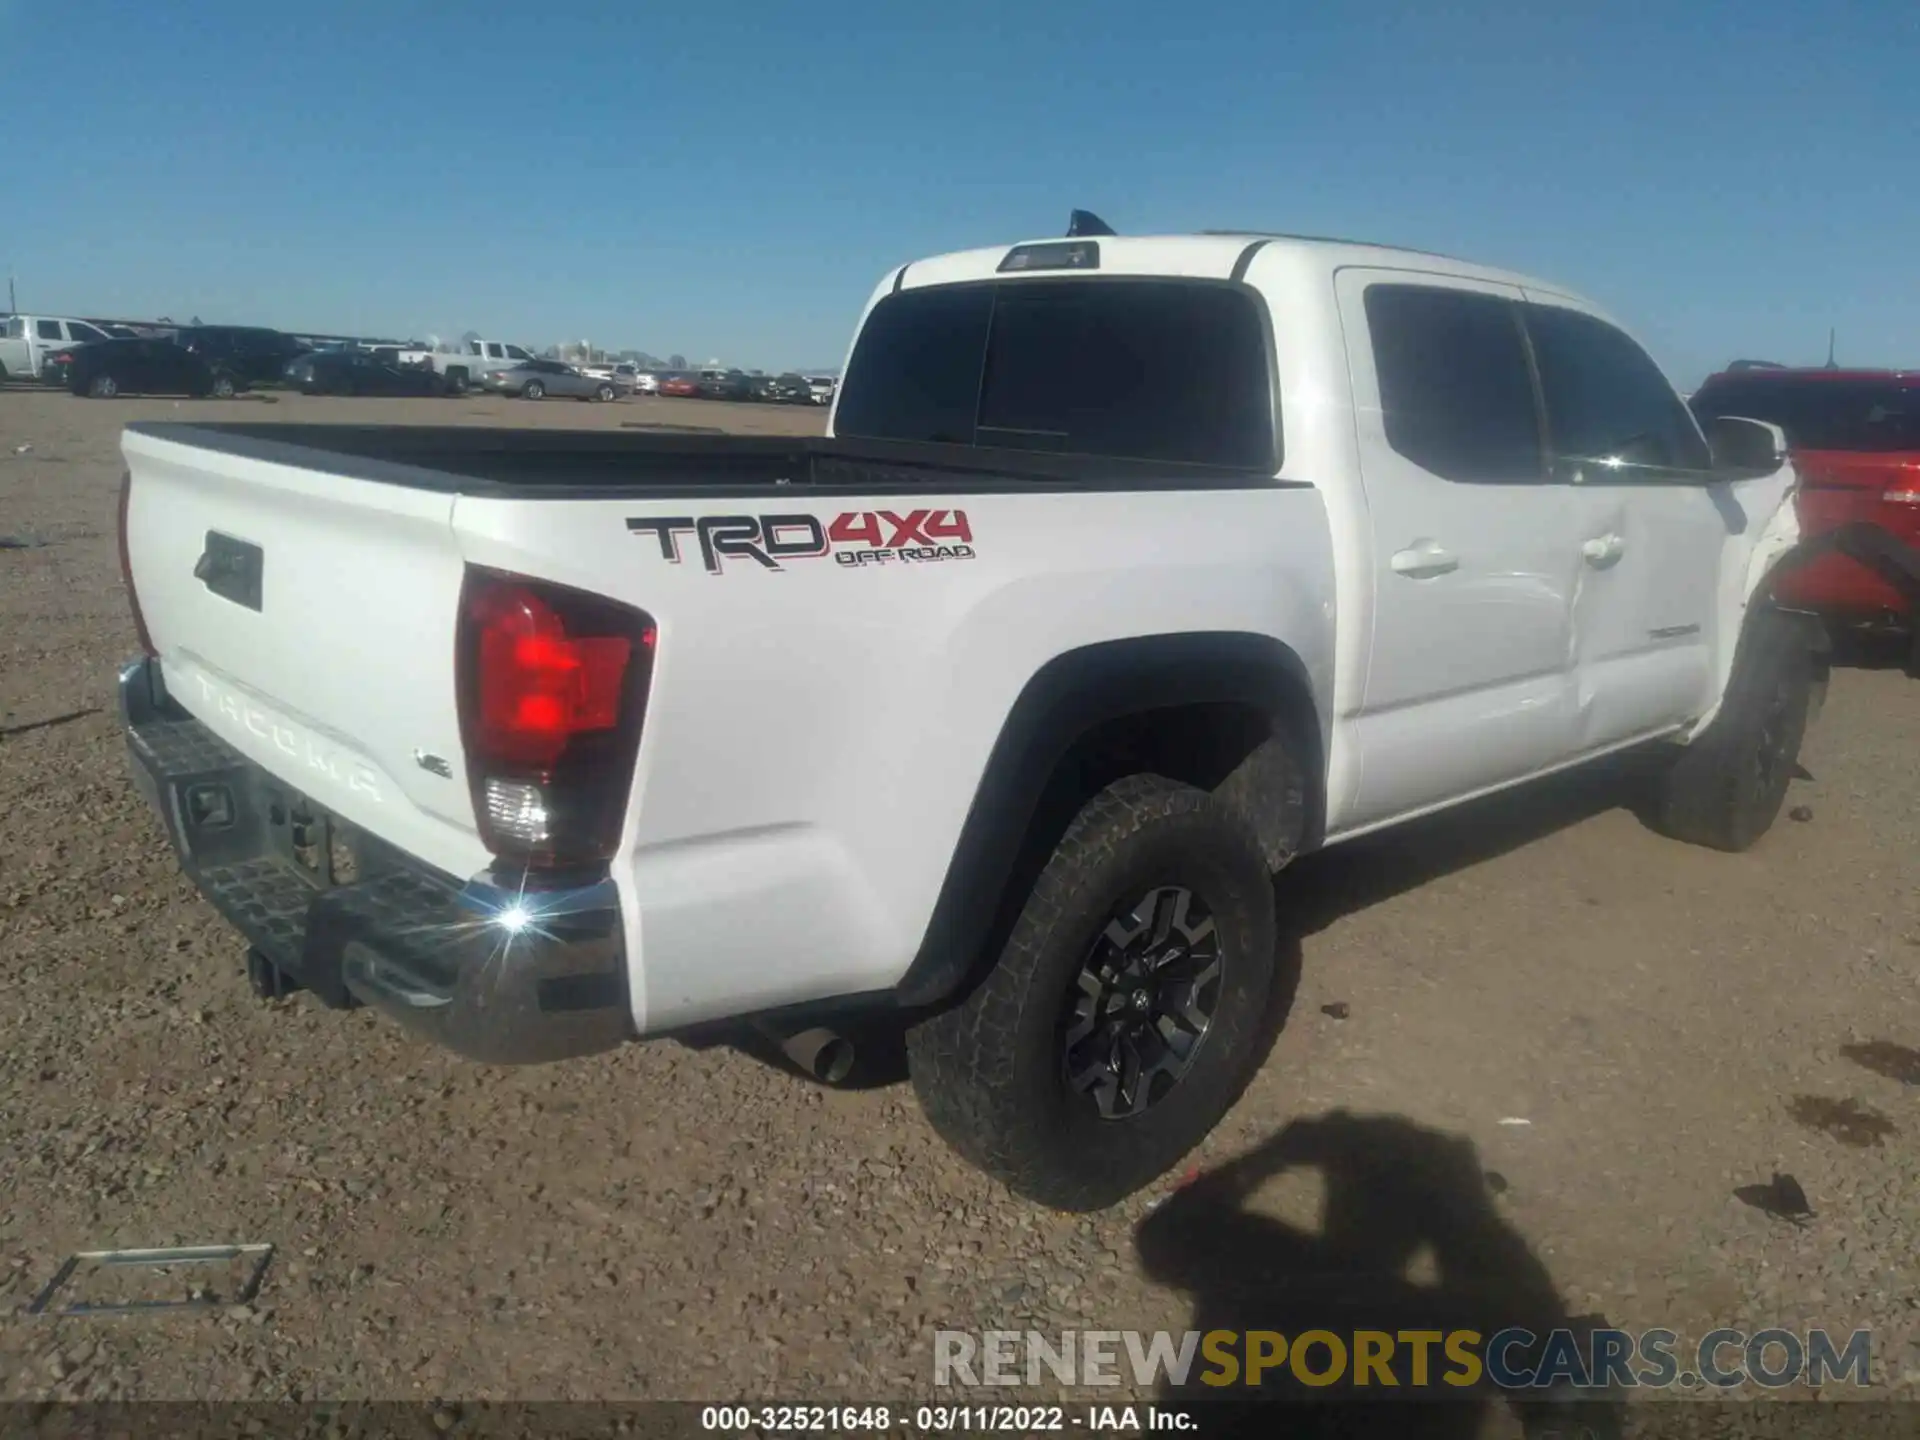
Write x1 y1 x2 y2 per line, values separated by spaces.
119 656 634 1065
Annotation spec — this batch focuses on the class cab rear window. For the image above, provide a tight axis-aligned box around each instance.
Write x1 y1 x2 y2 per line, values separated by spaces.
835 278 1277 471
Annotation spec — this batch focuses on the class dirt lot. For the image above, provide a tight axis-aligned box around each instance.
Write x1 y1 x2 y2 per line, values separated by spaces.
1 385 1917 1426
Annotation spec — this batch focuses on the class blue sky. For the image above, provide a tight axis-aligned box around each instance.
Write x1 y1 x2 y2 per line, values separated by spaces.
4 2 1914 382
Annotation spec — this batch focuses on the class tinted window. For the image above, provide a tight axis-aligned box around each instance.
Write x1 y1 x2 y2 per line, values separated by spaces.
1364 285 1543 483
68 322 110 344
1526 304 1709 473
838 279 1275 468
1690 379 1920 454
37 319 62 340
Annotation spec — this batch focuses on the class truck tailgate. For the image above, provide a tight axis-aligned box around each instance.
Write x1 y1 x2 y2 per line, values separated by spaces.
122 426 490 880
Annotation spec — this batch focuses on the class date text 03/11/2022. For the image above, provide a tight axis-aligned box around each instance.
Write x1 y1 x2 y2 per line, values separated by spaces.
697 1404 1194 1433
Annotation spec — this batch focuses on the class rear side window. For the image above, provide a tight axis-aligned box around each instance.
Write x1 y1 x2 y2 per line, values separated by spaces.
1525 304 1709 473
1363 285 1543 483
37 319 62 340
1690 379 1920 453
836 279 1276 469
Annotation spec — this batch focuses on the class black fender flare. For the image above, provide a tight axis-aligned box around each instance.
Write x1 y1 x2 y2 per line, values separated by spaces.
893 631 1324 1009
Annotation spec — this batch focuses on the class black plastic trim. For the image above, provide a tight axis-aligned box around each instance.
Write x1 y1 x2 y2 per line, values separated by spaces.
891 264 908 295
1229 239 1271 283
127 423 1305 498
893 631 1325 1009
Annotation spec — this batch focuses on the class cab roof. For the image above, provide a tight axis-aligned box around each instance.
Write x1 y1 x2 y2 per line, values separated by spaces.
895 231 1582 303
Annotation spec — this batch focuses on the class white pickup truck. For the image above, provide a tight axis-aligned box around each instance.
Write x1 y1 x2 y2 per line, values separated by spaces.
395 338 538 393
116 224 1820 1210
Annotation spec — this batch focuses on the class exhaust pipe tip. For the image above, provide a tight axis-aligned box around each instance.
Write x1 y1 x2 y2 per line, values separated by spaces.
757 1023 856 1084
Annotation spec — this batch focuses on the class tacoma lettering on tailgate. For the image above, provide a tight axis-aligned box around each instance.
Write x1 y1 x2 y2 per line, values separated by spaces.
193 673 383 801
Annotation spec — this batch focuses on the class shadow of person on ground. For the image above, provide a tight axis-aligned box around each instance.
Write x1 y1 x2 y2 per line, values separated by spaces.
1137 1112 1626 1439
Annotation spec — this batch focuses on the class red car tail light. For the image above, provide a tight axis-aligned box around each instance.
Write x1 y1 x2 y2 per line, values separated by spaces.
117 470 157 656
455 566 656 872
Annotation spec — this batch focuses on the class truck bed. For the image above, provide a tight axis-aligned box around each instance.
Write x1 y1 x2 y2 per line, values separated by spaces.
124 423 1284 500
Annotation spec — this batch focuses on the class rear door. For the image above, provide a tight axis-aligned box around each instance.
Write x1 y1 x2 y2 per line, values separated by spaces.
1522 297 1729 744
1335 271 1586 827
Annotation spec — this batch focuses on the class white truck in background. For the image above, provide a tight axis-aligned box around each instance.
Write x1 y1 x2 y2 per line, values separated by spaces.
115 220 1818 1211
395 338 539 393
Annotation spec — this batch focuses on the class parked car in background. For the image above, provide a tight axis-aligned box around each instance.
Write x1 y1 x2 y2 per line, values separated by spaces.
398 339 538 393
806 375 836 405
172 326 308 389
611 363 642 394
480 358 620 401
754 373 811 404
1 315 118 380
658 373 700 398
695 367 751 401
288 349 448 397
628 368 661 395
63 337 231 398
1691 367 1920 659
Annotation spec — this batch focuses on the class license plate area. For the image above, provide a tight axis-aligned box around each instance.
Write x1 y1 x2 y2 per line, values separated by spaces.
260 785 359 891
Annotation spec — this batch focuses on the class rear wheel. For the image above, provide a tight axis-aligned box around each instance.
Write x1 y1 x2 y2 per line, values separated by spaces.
210 373 237 399
907 774 1277 1211
445 370 469 396
522 380 546 400
1645 608 1814 852
87 373 120 399
596 382 617 402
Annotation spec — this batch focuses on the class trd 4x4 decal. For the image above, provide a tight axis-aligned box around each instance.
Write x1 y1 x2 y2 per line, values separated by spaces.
627 509 976 574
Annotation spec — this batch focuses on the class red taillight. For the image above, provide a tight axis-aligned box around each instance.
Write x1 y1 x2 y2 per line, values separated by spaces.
456 566 656 871
117 470 157 656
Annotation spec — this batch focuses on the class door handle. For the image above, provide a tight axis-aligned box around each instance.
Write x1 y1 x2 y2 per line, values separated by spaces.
1581 533 1625 566
1390 541 1459 579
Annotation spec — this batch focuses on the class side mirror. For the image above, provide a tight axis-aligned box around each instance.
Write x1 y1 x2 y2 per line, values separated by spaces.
1707 415 1788 473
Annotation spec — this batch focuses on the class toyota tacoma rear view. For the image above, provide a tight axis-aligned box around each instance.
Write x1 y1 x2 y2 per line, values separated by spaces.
117 223 1820 1210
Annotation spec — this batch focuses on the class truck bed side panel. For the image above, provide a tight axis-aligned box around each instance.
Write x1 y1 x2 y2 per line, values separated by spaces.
450 484 1336 1034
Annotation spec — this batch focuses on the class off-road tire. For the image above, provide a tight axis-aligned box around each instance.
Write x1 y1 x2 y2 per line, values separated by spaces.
907 774 1277 1211
1646 608 1814 852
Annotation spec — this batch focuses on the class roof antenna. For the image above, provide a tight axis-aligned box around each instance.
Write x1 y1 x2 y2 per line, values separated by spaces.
1067 209 1116 238
1825 328 1837 369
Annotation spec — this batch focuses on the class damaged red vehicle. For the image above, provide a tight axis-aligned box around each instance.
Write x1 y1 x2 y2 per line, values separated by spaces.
1690 367 1920 666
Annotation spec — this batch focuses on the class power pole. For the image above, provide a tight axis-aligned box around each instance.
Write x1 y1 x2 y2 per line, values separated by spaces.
1826 328 1837 369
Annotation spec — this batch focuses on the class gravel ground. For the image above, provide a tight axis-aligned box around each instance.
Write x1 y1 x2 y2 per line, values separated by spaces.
1 385 1917 1431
